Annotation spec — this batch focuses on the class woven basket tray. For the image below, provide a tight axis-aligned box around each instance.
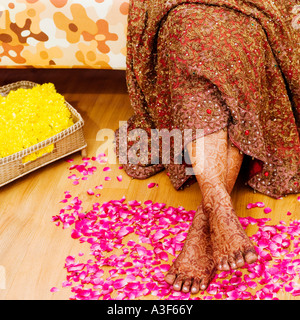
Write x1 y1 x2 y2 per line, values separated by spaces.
0 80 87 188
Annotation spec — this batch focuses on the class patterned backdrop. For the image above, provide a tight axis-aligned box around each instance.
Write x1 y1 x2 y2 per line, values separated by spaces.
0 0 129 69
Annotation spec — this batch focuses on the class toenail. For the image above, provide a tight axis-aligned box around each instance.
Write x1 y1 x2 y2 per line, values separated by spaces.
201 285 206 290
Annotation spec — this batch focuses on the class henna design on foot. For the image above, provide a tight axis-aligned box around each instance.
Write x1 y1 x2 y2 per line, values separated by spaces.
164 204 215 294
165 129 258 293
188 130 258 271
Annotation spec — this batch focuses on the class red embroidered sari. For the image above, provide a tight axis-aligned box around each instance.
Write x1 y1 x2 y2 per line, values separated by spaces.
116 0 300 198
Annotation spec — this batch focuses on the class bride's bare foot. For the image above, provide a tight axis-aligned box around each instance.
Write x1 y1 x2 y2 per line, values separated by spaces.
207 190 258 271
186 129 258 272
164 205 215 294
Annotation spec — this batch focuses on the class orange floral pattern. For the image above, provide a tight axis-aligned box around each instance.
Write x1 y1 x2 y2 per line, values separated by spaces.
0 0 128 69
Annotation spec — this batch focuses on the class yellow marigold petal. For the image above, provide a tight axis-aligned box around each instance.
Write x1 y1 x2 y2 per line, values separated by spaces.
0 83 74 159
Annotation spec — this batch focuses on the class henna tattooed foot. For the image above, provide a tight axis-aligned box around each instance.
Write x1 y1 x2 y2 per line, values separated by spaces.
185 129 257 279
208 194 258 271
164 205 215 294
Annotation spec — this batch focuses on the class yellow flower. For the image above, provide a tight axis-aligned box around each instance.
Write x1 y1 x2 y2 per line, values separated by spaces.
0 83 74 163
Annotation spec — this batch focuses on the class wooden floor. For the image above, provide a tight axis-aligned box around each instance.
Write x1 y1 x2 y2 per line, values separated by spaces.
0 69 299 300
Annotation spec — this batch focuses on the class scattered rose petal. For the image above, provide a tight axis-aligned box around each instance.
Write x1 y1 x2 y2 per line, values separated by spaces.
113 279 127 290
147 182 156 188
264 207 272 214
153 230 169 241
159 252 169 262
87 189 94 196
118 226 134 238
71 229 81 239
247 202 265 209
50 287 59 292
62 281 72 287
160 264 171 272
68 174 78 180
117 175 123 182
256 202 266 208
128 200 141 206
52 157 300 301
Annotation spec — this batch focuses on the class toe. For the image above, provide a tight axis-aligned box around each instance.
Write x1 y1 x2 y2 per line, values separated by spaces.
220 256 230 271
173 275 184 291
234 251 245 267
216 257 225 270
217 262 223 271
228 255 237 269
199 277 210 291
165 273 176 285
191 278 200 294
182 279 192 293
164 267 177 285
244 246 258 264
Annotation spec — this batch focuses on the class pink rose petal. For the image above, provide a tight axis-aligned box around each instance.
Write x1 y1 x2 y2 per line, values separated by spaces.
118 226 134 238
71 229 81 239
247 202 265 209
256 202 266 208
53 157 300 301
87 189 94 195
147 182 156 188
62 281 72 287
153 230 169 241
136 246 147 256
159 252 169 262
160 264 170 272
113 279 127 290
68 174 78 180
128 200 141 206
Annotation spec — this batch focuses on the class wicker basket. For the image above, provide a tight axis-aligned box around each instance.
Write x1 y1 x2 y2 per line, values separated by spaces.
0 80 87 188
